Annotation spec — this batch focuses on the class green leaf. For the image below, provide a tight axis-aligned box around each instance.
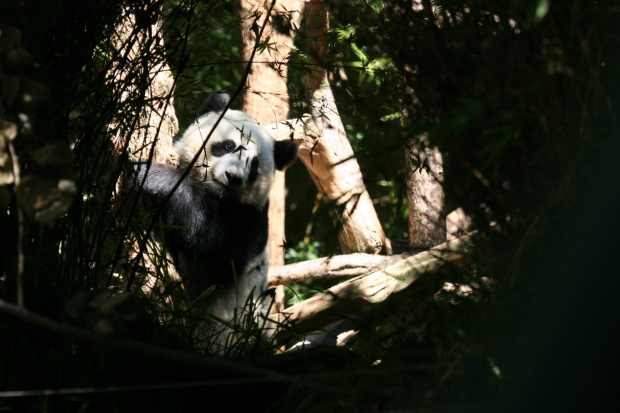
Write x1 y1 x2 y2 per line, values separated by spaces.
534 0 550 23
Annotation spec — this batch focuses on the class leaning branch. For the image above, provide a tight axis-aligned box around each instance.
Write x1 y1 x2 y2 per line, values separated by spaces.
275 233 478 344
301 0 390 255
267 114 391 256
268 253 405 287
266 209 477 287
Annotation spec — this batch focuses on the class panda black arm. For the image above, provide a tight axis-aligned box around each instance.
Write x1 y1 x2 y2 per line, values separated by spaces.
130 162 192 205
129 162 216 247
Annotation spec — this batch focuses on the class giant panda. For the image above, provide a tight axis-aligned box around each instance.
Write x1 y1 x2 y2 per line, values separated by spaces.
131 93 298 348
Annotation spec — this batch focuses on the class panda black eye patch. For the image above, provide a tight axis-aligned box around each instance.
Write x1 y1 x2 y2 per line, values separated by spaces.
212 140 236 157
248 157 259 182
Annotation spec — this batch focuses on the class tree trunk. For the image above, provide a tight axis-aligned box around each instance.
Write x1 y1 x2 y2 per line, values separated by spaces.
107 2 181 303
240 0 303 312
108 4 179 166
405 134 447 250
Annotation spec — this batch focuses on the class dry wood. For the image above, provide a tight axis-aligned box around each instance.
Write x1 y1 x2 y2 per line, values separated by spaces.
266 208 476 286
268 253 405 287
275 233 477 343
301 0 390 255
240 0 303 266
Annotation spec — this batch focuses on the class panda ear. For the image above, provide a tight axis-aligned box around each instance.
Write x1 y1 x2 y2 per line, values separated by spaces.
274 140 299 171
197 92 230 117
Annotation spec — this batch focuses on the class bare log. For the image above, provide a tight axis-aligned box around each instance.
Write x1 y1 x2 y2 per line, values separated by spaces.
268 253 405 287
301 0 390 255
266 207 477 286
275 233 477 343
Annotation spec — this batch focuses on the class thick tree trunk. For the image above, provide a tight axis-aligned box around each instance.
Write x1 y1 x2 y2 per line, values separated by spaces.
107 3 181 302
108 5 179 166
405 134 447 250
240 0 303 312
303 0 390 255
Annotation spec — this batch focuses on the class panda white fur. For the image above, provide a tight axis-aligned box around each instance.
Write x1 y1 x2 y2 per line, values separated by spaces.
133 93 298 347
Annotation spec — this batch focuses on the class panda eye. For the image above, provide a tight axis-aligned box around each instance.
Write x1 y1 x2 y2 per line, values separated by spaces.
212 140 237 157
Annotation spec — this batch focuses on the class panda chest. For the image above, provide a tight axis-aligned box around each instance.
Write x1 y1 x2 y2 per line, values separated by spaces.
192 196 268 285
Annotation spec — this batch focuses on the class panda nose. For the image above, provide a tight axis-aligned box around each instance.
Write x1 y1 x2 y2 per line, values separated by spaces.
225 171 242 186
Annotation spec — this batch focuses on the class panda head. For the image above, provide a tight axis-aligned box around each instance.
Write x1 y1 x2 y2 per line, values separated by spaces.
174 93 298 208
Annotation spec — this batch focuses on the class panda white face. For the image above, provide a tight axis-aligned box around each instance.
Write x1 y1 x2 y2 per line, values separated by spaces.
174 110 276 208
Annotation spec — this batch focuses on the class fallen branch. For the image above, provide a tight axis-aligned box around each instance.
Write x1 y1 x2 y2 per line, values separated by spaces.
275 232 478 344
268 253 405 287
268 209 476 287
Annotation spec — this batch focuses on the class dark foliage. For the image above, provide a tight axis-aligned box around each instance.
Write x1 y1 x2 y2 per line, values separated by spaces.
1 0 619 411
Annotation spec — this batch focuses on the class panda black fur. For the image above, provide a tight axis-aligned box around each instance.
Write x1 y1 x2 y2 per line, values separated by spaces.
132 93 298 344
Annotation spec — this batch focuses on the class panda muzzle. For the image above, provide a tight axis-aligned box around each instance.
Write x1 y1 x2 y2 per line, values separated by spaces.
225 171 243 186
